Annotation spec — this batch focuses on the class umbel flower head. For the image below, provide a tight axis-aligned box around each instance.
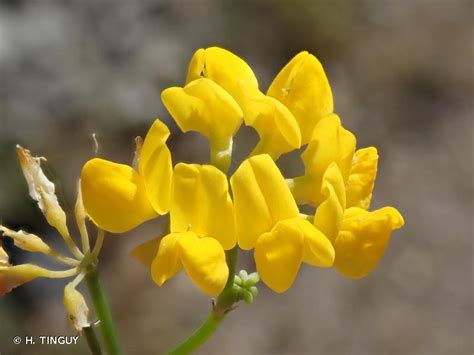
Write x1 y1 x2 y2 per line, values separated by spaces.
80 46 405 296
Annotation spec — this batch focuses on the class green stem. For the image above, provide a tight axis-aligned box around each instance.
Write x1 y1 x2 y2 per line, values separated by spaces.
85 268 122 355
83 326 103 355
167 246 239 354
214 247 239 316
167 314 222 355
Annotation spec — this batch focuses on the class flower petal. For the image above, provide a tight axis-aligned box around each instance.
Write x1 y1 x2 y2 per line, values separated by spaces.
178 232 228 296
303 115 355 181
139 119 173 215
150 233 182 286
267 51 333 144
282 218 335 268
231 154 299 250
243 92 301 160
161 78 243 151
132 237 161 268
334 207 405 278
185 47 259 107
346 147 378 210
255 219 304 293
313 163 346 244
170 163 236 249
290 114 356 206
81 158 157 233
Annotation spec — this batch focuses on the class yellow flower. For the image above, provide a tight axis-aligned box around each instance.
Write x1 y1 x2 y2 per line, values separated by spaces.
138 163 235 296
184 47 302 161
81 119 172 233
267 51 334 144
334 207 404 278
161 78 243 171
231 154 334 293
311 162 404 278
288 114 356 206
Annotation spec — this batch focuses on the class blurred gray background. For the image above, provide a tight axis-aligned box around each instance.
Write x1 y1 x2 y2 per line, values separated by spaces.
0 0 472 354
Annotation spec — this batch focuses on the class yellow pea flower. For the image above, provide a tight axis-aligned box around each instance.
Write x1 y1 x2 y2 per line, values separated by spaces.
185 47 301 160
169 163 235 250
312 162 404 278
288 114 356 206
145 163 235 296
231 154 334 293
81 119 172 233
186 47 259 107
346 147 378 210
333 207 404 278
161 78 243 171
267 51 334 144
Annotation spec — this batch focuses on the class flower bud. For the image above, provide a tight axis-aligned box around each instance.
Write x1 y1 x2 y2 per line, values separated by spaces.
233 275 242 286
233 270 260 303
249 286 259 297
243 272 260 288
16 146 69 237
232 283 241 295
241 289 254 304
64 283 90 332
238 270 248 280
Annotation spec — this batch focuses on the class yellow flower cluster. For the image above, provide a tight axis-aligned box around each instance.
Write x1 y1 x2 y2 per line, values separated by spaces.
80 47 404 296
